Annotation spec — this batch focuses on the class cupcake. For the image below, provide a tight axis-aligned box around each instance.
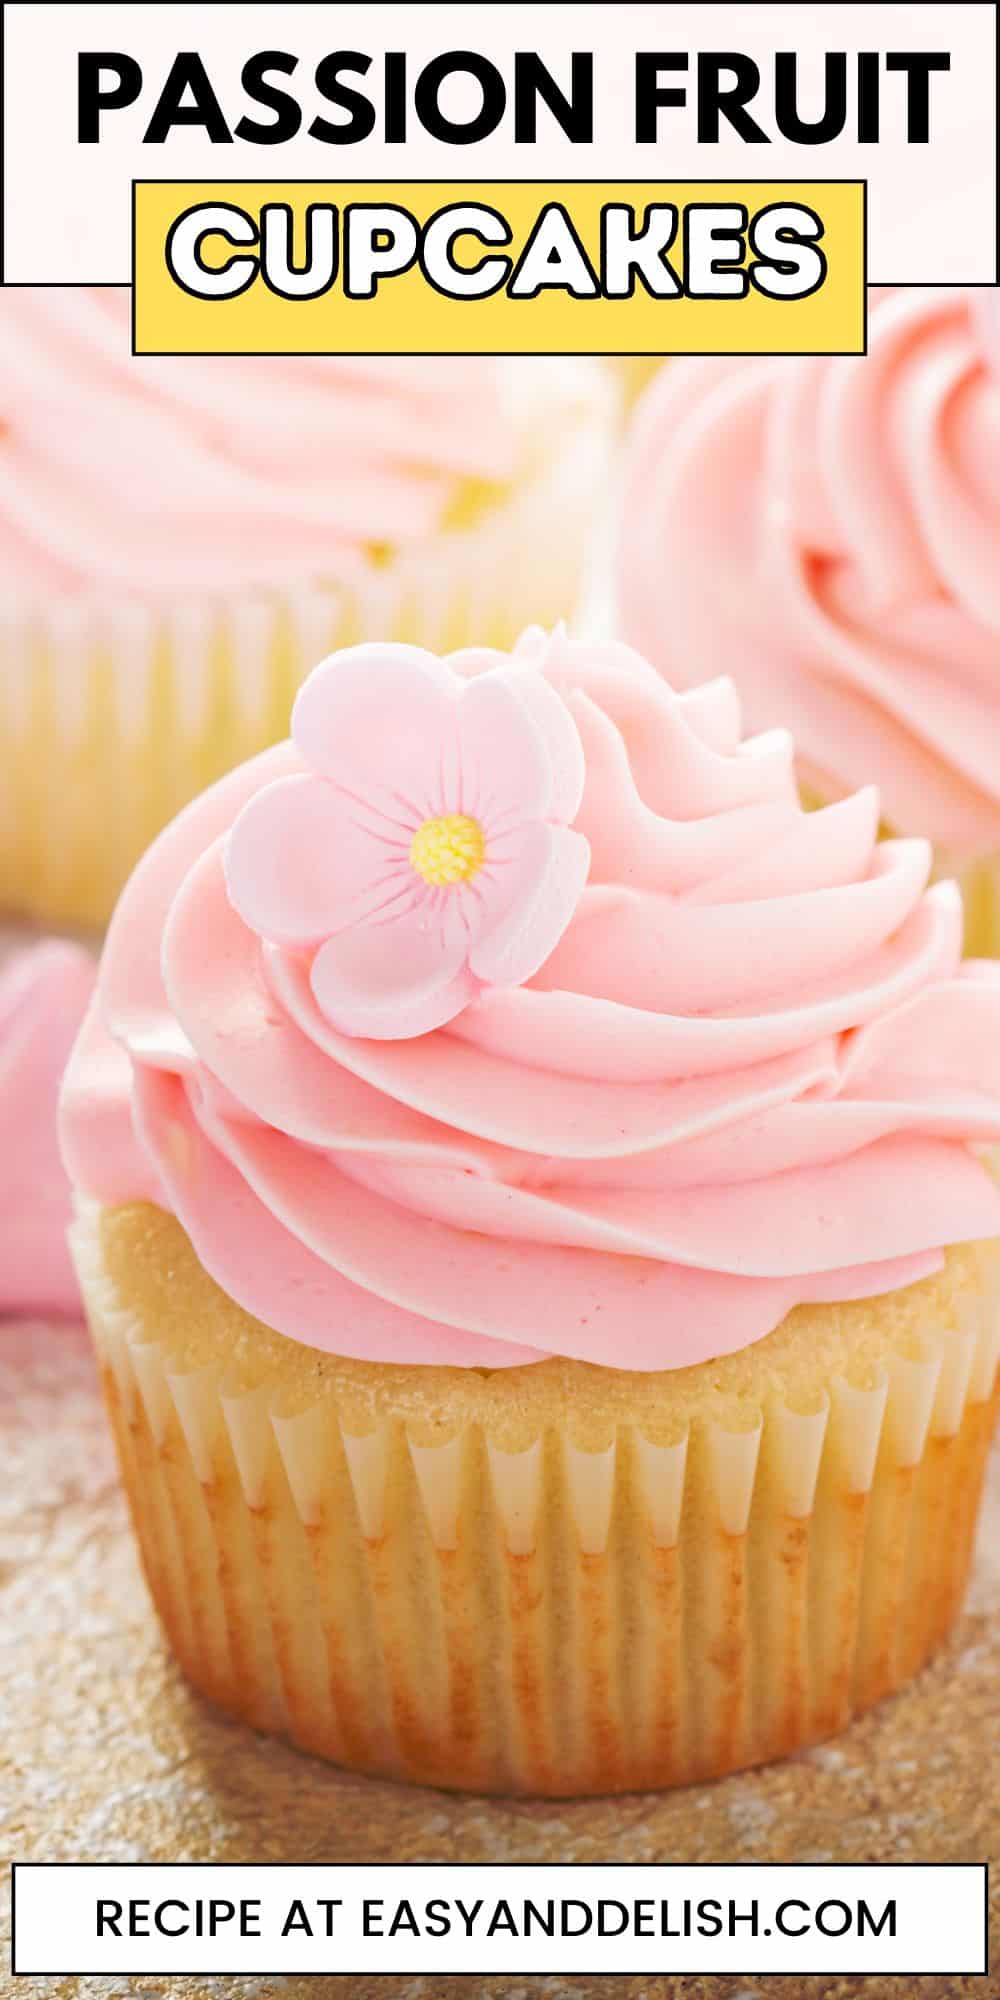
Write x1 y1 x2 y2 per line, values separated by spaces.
61 630 1000 1795
2 939 94 1316
618 287 1000 955
0 290 615 929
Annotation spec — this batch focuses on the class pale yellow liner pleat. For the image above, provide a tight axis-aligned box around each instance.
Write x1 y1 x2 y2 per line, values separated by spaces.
73 1214 1000 1797
0 377 614 929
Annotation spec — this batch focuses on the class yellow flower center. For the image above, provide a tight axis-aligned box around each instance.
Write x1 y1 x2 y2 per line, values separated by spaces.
410 813 486 887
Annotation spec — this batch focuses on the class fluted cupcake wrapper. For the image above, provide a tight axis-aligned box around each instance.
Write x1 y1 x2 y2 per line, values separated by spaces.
71 1204 1000 1797
0 380 613 930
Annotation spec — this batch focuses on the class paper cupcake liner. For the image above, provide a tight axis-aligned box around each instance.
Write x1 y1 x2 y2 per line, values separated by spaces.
0 371 614 930
71 1204 1000 1796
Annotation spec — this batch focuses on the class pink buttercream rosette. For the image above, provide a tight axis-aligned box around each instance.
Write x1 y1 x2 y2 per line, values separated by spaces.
224 644 591 1040
60 628 1000 1371
618 285 1000 860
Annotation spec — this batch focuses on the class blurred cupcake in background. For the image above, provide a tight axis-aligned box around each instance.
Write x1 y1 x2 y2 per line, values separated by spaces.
618 287 1000 955
1 939 94 1318
0 290 615 928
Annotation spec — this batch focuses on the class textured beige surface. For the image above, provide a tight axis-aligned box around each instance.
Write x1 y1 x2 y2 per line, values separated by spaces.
3 1319 999 2000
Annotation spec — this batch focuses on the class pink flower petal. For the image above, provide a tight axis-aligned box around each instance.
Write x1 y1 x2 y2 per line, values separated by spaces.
291 643 459 821
457 663 586 831
470 822 591 987
225 773 411 947
311 892 476 1039
228 643 593 1037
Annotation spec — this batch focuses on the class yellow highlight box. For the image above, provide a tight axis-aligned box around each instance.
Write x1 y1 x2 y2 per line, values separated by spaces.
133 180 866 356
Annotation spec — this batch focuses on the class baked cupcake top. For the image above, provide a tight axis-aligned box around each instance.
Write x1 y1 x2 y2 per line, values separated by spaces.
0 289 580 600
61 630 1000 1369
2 940 94 1316
619 286 1000 858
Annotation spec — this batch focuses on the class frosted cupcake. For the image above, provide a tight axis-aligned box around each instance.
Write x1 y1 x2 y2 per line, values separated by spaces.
0 290 614 928
618 287 1000 955
61 630 1000 1794
2 940 94 1316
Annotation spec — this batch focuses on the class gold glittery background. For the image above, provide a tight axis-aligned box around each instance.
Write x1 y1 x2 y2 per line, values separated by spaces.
4 1320 998 2000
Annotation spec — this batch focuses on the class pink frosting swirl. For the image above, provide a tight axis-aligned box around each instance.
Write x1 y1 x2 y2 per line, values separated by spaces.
619 286 1000 858
2 940 95 1317
60 631 1000 1369
0 289 536 600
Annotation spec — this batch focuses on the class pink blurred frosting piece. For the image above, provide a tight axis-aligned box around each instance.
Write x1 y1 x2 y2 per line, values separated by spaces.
61 631 1000 1371
0 289 530 602
618 285 1000 859
2 939 95 1316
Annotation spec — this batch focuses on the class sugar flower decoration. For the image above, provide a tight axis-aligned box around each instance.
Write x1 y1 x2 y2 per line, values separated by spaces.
224 640 591 1039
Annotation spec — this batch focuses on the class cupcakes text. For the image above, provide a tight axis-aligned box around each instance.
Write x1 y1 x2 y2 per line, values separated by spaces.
165 195 828 306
